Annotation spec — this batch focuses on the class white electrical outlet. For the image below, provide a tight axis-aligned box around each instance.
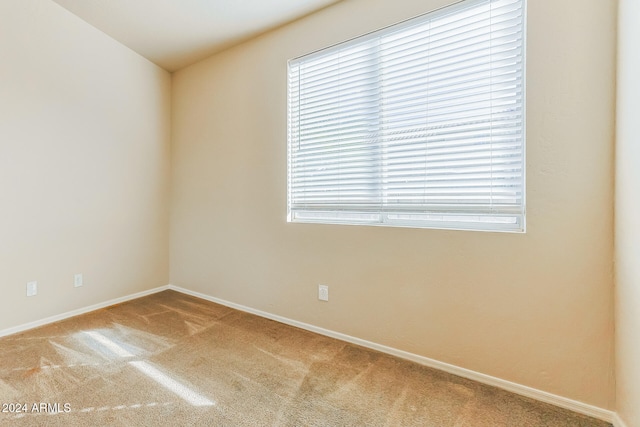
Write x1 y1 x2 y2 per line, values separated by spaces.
26 281 38 297
74 273 83 288
318 284 329 301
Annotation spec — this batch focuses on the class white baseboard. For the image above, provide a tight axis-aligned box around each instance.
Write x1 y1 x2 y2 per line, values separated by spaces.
0 283 618 424
168 284 615 424
613 413 630 427
0 285 170 338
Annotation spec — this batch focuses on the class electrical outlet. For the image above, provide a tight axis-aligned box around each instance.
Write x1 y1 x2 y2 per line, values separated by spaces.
74 273 83 288
26 281 38 297
318 284 329 301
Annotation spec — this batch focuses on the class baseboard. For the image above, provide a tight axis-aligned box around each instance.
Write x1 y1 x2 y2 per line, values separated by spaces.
168 284 615 424
613 413 629 427
0 285 171 338
0 283 617 424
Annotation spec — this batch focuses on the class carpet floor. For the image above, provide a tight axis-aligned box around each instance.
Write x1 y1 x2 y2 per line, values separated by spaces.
0 290 611 426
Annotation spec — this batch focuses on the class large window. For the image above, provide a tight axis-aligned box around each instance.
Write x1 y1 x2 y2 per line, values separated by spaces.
287 0 526 232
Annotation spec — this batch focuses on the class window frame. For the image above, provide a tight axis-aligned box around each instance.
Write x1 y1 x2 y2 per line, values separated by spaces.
287 0 526 233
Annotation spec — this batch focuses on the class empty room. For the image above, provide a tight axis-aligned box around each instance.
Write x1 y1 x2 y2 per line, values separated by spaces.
0 0 638 425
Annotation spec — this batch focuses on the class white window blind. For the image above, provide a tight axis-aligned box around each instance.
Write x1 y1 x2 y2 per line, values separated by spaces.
287 0 526 232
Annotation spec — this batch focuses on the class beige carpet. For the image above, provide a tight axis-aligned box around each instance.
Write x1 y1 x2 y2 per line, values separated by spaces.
0 290 611 426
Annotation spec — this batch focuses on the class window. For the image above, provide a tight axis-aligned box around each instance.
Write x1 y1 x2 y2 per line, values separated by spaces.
287 0 526 232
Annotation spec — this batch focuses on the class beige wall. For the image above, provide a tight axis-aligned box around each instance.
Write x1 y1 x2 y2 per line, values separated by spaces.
0 0 171 331
616 0 640 425
171 0 616 409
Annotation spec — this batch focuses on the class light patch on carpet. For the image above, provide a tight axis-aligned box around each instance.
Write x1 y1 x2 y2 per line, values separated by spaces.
81 331 136 358
129 361 215 407
50 340 102 367
80 329 214 407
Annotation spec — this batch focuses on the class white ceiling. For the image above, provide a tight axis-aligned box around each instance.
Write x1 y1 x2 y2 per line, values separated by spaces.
51 0 342 72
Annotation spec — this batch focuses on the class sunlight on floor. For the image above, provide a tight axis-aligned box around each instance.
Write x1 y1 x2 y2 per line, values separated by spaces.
82 330 135 358
129 361 214 407
78 329 215 407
